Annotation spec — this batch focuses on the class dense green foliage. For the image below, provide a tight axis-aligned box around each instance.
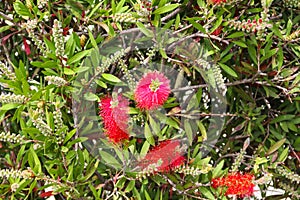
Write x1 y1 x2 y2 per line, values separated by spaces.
0 0 299 199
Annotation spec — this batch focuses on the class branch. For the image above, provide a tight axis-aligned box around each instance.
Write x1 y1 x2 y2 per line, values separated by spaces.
0 11 14 22
172 78 253 92
161 1 192 22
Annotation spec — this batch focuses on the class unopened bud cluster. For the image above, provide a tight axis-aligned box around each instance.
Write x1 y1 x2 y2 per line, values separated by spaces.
113 13 138 23
45 76 68 86
119 59 135 90
231 148 246 172
0 62 16 80
38 0 47 9
0 168 33 179
284 0 300 8
228 18 270 34
175 165 211 176
284 30 300 41
202 89 210 109
32 115 53 137
53 19 65 58
277 166 300 184
212 65 227 96
97 48 129 73
135 0 152 17
22 19 47 56
0 93 27 104
0 132 26 143
278 181 300 199
53 109 66 144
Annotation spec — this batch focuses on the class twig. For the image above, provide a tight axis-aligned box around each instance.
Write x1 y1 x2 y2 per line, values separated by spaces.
168 32 229 52
161 174 209 200
161 1 193 22
0 11 14 22
289 144 300 165
172 78 253 92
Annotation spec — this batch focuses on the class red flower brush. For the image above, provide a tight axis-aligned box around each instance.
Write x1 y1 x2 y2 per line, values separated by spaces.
134 71 171 110
211 172 255 197
99 95 129 143
138 140 185 172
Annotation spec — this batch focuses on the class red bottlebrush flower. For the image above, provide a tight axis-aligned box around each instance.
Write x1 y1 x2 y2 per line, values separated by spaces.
23 37 31 56
134 71 171 110
210 0 226 4
99 95 130 143
138 140 185 172
211 173 255 197
212 26 223 36
39 191 54 198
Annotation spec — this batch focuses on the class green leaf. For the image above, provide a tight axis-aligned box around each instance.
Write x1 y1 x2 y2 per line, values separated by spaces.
197 121 207 141
226 31 245 38
278 147 289 162
63 68 75 75
0 25 12 33
184 119 193 145
144 122 155 145
248 44 257 65
199 187 215 200
101 73 121 83
67 50 91 64
99 151 121 168
84 92 99 101
0 103 19 111
136 22 153 37
266 138 286 155
189 19 206 33
82 160 99 181
13 0 33 18
29 145 42 174
153 4 180 15
140 141 150 157
213 160 224 178
270 115 295 124
210 16 223 33
125 180 135 193
218 63 238 77
149 115 160 136
232 40 247 48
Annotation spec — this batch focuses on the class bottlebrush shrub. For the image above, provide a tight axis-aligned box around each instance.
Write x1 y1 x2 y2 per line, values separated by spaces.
0 0 299 199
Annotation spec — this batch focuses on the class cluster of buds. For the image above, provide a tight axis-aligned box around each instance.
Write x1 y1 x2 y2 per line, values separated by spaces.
284 0 300 8
202 89 210 109
283 30 300 41
174 164 212 176
0 93 27 104
97 47 130 73
277 166 300 184
119 59 136 90
113 13 139 23
31 112 53 137
22 19 47 57
45 76 68 87
53 108 66 144
212 65 227 96
37 0 47 9
53 19 65 58
195 59 227 96
0 62 16 80
0 132 26 144
231 148 246 172
228 18 270 34
278 181 300 199
0 168 34 179
134 0 152 17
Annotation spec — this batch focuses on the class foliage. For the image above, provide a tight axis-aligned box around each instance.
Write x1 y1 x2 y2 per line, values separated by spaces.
0 0 299 199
